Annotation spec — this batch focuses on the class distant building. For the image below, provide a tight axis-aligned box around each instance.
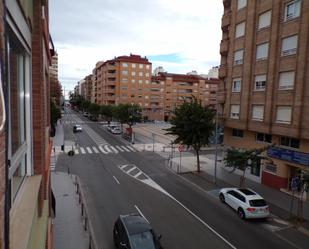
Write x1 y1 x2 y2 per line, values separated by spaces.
50 52 62 106
218 0 309 193
207 66 219 78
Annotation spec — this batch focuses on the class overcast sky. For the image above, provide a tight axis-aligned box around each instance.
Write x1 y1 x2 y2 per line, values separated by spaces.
50 0 223 94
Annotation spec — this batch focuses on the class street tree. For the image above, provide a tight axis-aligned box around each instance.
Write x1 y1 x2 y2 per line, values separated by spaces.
88 103 100 118
165 97 215 172
224 145 272 187
113 103 142 128
100 105 114 122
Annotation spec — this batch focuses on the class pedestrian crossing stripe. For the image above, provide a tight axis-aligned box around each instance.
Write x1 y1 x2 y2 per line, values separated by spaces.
86 147 92 153
92 147 99 153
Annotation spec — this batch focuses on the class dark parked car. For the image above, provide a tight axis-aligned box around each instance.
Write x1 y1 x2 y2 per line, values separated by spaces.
113 214 163 249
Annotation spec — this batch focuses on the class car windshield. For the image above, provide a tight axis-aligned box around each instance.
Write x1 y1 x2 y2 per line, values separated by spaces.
130 231 156 249
249 199 267 207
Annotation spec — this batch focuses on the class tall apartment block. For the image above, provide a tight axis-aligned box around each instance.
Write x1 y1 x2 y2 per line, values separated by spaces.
79 74 93 102
219 0 309 191
0 0 54 248
50 52 62 106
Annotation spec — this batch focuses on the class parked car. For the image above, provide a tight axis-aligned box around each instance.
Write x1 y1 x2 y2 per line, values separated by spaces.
219 188 270 219
107 125 117 132
89 115 98 121
73 124 82 133
83 112 89 117
111 127 122 135
113 214 163 249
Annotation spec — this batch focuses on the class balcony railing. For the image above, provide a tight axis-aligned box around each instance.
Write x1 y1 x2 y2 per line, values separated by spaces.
221 11 231 30
220 39 229 56
218 66 227 78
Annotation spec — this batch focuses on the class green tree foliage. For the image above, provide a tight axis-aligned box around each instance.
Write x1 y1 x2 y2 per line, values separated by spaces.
50 100 61 137
88 103 100 117
113 104 142 128
224 145 272 187
165 97 215 172
100 105 114 122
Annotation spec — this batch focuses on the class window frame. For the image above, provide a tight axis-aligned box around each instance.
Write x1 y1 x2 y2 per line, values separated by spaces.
258 10 272 30
252 105 264 121
278 71 295 90
280 136 300 149
281 35 298 57
232 128 244 138
284 0 301 21
235 21 246 38
232 78 242 92
254 74 266 91
256 42 269 61
230 104 240 119
276 106 292 124
237 0 247 10
234 49 244 65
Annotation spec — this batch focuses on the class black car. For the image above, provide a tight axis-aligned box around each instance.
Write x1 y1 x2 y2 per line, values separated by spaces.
113 214 163 249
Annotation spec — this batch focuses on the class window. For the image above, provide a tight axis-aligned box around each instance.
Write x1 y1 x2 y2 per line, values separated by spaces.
258 10 271 29
139 64 143 69
132 63 136 68
146 65 150 69
121 86 127 90
284 0 301 21
232 129 244 137
235 22 246 38
132 71 136 76
145 80 149 84
121 78 128 82
252 105 264 121
139 72 143 77
145 73 149 77
122 63 128 67
280 136 300 148
138 80 142 84
256 43 269 60
256 133 272 143
237 0 247 10
232 78 241 92
281 35 298 56
254 75 266 91
131 79 135 83
279 71 295 89
230 105 240 119
276 106 292 124
234 50 243 65
122 70 128 75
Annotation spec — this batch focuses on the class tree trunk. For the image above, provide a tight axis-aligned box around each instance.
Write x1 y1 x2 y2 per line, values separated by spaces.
196 149 200 173
239 165 247 188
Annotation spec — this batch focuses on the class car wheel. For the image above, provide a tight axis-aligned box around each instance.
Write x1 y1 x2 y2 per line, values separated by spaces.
219 193 225 203
238 208 246 219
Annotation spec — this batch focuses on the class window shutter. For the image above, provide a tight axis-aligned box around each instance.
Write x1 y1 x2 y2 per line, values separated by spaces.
281 35 297 56
279 71 295 89
255 75 266 82
230 105 240 119
234 50 243 64
258 11 271 29
252 105 264 121
237 0 247 10
256 43 269 60
276 106 292 123
235 22 245 38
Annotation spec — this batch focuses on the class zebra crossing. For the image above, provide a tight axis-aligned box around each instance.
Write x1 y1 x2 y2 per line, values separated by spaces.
53 144 141 156
62 120 98 124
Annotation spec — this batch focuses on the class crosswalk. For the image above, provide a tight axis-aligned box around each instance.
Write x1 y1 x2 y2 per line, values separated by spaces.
53 144 141 156
62 120 98 124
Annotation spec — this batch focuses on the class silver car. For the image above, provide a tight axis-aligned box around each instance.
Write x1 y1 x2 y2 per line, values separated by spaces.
219 188 270 219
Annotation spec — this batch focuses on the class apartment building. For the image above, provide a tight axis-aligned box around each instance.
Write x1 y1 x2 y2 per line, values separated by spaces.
219 0 309 191
84 74 93 101
50 52 62 106
94 54 152 106
0 1 54 248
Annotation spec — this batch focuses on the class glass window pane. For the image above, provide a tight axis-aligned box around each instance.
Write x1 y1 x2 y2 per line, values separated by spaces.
11 156 27 201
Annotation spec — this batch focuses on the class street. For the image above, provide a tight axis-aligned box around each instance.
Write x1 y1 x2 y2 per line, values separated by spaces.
55 110 309 249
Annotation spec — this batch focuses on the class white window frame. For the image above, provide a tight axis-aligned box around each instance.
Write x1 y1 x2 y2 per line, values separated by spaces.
146 65 150 69
252 105 264 121
256 43 269 60
234 50 244 65
281 35 298 56
279 71 295 90
254 74 266 91
132 63 136 68
121 70 128 75
284 0 301 21
139 72 143 77
139 64 144 69
230 105 240 119
232 78 242 92
235 22 246 38
258 10 271 30
276 106 292 124
122 63 128 67
131 71 136 76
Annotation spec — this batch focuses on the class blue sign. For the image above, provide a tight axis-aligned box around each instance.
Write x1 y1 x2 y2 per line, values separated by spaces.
267 147 309 167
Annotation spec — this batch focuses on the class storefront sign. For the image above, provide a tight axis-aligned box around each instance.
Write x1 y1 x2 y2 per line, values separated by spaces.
267 147 309 167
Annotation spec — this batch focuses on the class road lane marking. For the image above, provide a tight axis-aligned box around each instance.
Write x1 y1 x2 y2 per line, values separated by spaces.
120 164 128 169
104 145 113 153
126 166 137 174
92 147 99 153
116 146 124 152
127 146 137 152
109 145 119 153
113 176 120 184
99 146 108 154
74 149 79 155
86 147 93 153
121 146 130 152
134 171 143 178
80 147 86 154
134 205 149 223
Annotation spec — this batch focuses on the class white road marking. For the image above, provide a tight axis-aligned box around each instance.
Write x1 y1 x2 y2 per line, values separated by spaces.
127 146 137 152
74 149 79 155
80 147 86 154
116 146 124 152
134 205 149 223
113 176 120 184
120 164 128 169
133 171 143 178
121 146 130 152
86 147 93 154
98 145 108 154
92 147 99 153
109 145 119 153
104 145 113 153
126 166 137 174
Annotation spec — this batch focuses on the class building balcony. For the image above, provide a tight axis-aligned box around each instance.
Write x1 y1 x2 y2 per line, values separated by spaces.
217 91 226 103
218 65 227 78
105 95 116 101
223 0 231 9
221 11 231 31
220 39 229 56
107 64 116 70
105 88 115 94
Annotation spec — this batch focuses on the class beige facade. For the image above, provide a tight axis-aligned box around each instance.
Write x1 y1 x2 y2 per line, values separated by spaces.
219 0 309 190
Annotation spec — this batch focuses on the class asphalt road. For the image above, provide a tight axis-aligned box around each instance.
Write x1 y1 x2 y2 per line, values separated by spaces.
55 110 308 249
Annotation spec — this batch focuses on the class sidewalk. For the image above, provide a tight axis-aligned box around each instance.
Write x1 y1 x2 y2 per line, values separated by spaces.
51 120 90 249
